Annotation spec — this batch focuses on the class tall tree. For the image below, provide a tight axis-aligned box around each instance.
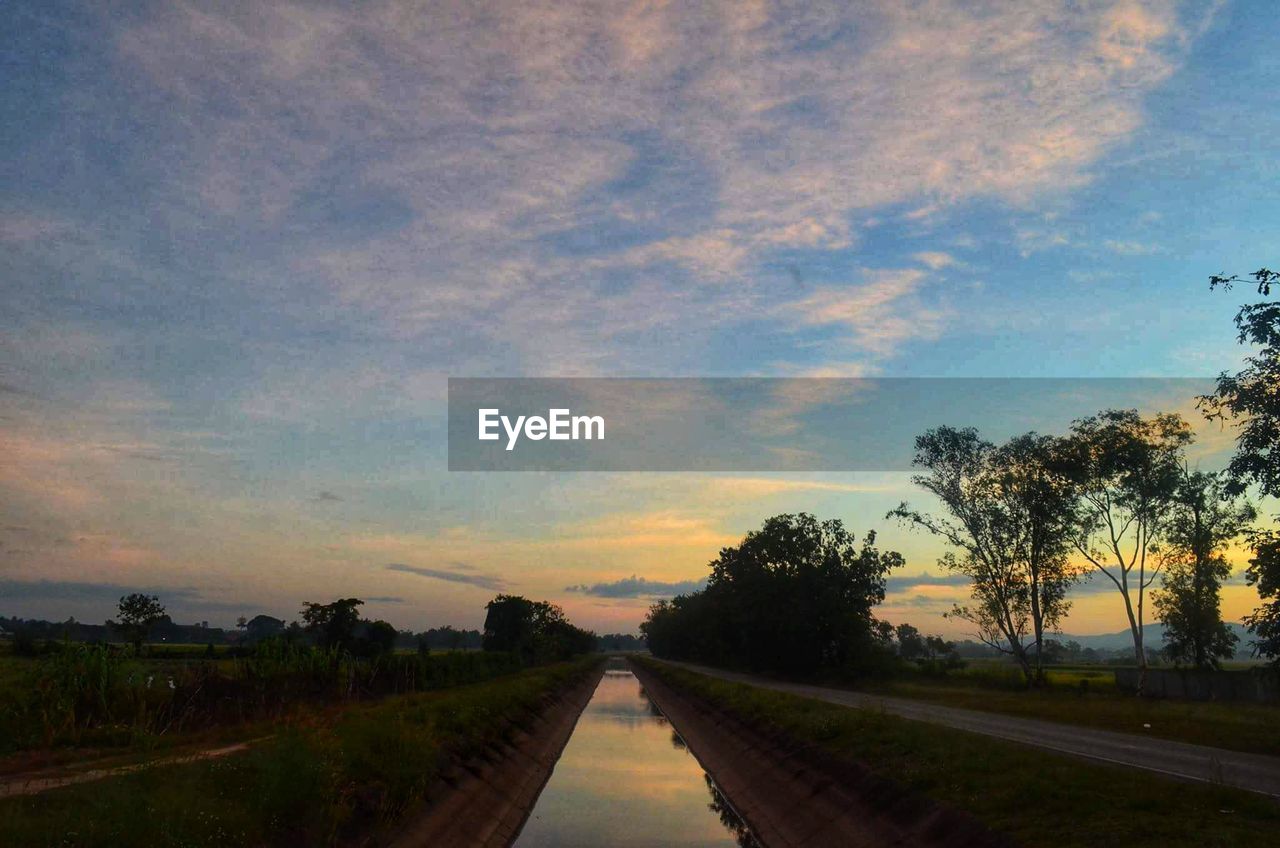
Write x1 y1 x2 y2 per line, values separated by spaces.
642 513 901 675
1152 471 1255 669
891 427 1078 685
1203 267 1280 663
1245 537 1280 664
1059 410 1191 689
300 598 364 651
116 593 166 652
1202 268 1280 497
994 433 1081 683
705 513 901 674
895 623 926 661
482 595 594 663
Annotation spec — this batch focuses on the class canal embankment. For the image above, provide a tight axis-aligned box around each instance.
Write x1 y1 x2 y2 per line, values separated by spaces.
387 659 605 848
631 657 1008 848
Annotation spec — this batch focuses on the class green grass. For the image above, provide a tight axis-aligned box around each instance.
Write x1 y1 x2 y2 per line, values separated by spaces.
640 658 1280 848
0 642 525 756
860 667 1278 757
0 657 601 847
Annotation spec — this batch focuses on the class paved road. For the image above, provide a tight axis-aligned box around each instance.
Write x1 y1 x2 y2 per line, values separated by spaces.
660 660 1280 799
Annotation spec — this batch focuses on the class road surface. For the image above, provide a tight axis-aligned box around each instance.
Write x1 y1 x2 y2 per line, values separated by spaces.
659 660 1280 799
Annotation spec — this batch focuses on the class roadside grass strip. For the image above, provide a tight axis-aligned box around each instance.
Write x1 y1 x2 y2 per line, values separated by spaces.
639 659 1280 848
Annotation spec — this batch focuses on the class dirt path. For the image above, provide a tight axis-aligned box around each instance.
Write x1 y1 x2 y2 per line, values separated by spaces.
0 736 273 799
661 660 1280 799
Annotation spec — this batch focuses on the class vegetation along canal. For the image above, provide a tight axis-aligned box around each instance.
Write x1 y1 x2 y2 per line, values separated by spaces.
513 659 756 847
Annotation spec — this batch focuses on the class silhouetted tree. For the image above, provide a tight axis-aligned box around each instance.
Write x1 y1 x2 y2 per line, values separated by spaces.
301 598 364 651
642 513 902 675
1203 267 1279 497
115 593 166 652
482 595 594 663
357 619 398 658
1153 471 1254 669
483 595 539 657
1246 537 1280 664
238 614 286 643
896 623 926 661
1203 267 1280 665
1059 410 1191 690
891 428 1078 684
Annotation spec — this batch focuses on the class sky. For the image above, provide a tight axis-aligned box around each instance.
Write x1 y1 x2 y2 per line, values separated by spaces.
2 0 1278 638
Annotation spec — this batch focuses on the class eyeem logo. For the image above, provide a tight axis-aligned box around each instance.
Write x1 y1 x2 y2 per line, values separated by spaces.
478 408 605 451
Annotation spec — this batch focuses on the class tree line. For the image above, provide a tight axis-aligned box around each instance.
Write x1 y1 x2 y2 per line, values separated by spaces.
644 268 1280 689
3 592 600 667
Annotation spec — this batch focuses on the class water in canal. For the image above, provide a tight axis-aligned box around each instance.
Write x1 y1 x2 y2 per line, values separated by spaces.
513 663 758 847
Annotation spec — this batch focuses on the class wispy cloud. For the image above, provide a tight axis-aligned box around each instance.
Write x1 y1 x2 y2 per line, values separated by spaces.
104 0 1204 373
1104 239 1159 256
0 1 1235 637
565 575 707 599
385 562 505 592
0 579 246 614
884 571 971 593
790 268 943 359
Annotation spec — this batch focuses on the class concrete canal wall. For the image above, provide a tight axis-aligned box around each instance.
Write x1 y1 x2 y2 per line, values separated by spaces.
631 659 1009 848
388 662 605 848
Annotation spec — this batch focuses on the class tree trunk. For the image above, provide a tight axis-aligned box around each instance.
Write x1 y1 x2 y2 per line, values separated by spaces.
1029 568 1047 687
1120 588 1147 694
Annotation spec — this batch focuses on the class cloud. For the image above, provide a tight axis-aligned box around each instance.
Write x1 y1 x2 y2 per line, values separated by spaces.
884 571 971 593
913 252 956 271
0 579 246 613
0 382 37 397
103 1 1206 374
1104 239 1159 256
790 268 943 358
565 575 707 599
699 476 899 499
385 562 505 592
0 2 1225 637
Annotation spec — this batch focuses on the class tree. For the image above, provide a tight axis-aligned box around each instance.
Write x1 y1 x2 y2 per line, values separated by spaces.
892 623 962 673
482 595 595 663
896 623 926 661
115 593 166 652
890 428 1078 685
994 433 1081 682
300 598 364 651
239 614 285 643
1202 268 1280 497
357 619 398 658
642 513 902 675
1245 537 1280 664
483 595 538 657
1059 410 1191 690
1152 471 1255 669
1203 267 1280 664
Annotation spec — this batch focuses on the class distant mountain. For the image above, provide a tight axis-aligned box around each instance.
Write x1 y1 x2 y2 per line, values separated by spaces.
1056 622 1252 652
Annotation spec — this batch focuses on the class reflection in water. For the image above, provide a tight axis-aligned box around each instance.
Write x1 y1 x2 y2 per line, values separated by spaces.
705 774 761 848
513 667 759 847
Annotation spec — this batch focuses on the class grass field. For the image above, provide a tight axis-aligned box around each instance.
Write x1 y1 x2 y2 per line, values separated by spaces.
0 657 601 847
860 661 1278 757
0 641 529 757
640 659 1280 848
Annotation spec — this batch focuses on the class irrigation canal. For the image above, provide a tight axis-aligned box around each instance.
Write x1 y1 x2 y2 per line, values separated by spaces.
512 659 756 847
